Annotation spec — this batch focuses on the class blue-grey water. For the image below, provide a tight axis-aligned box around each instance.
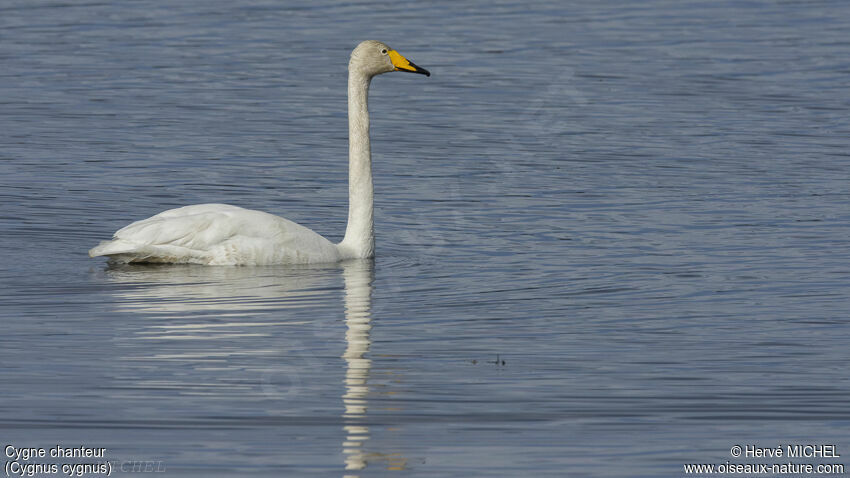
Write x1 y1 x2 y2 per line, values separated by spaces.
2 0 849 476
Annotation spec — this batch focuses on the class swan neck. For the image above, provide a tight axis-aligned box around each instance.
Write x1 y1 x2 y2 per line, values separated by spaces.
340 70 374 258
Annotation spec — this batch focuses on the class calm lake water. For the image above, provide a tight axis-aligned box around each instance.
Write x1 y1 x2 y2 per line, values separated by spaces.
2 0 849 476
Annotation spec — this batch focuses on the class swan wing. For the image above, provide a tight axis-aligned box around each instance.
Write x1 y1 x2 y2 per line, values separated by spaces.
89 204 339 265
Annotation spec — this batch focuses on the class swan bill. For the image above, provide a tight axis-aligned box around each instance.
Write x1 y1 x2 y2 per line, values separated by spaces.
388 50 430 76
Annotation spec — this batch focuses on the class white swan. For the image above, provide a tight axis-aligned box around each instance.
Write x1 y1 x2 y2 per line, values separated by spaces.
89 40 430 265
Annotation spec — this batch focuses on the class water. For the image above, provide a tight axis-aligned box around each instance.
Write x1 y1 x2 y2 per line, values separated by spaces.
2 0 849 476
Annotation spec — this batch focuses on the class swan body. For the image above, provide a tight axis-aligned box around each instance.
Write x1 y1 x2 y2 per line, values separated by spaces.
89 40 429 265
89 204 341 265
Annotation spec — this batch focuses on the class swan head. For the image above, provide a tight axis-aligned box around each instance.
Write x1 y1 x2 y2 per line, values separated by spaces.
350 40 430 78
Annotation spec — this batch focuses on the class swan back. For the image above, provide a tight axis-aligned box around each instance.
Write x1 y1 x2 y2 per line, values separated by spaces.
89 204 340 265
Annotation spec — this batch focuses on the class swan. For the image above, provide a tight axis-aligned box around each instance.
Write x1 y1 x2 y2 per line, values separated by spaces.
89 40 430 265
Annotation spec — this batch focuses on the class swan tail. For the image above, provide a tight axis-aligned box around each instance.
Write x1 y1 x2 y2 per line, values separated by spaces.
88 240 207 264
88 239 137 257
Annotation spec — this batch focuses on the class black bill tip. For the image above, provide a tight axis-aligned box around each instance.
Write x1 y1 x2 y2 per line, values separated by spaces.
404 60 430 77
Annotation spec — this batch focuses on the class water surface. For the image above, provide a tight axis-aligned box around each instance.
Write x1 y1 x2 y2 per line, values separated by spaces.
1 0 849 476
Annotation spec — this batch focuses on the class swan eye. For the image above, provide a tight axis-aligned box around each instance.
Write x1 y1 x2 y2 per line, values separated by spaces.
381 49 387 54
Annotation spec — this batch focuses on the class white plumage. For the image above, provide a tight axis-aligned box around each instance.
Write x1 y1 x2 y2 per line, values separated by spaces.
89 204 340 265
89 40 429 265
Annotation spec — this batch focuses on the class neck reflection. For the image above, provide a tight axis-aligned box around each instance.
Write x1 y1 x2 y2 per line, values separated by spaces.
340 259 374 473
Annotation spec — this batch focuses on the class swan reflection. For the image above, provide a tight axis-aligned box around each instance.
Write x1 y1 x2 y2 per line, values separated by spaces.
104 263 341 315
99 260 402 474
341 260 373 473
